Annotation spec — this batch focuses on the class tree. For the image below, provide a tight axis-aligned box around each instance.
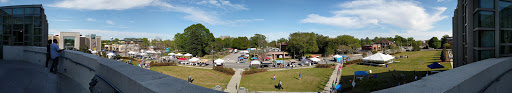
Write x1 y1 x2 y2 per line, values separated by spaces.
413 41 422 51
428 37 441 49
316 34 330 56
142 38 150 48
287 32 319 58
443 43 451 49
249 34 267 48
113 38 119 44
277 38 288 43
173 24 215 57
440 47 447 62
440 35 450 48
407 37 414 46
269 40 277 48
231 37 250 49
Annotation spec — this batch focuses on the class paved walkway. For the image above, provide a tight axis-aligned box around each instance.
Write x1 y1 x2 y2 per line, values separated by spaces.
224 69 244 93
0 60 88 93
322 63 341 93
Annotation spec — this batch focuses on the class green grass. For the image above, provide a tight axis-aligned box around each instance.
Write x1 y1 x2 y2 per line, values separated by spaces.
150 66 232 89
338 51 452 93
240 68 333 92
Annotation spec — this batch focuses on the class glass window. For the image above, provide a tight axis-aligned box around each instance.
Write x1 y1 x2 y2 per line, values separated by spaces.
474 0 494 10
13 8 23 15
24 8 32 15
34 28 41 35
33 8 40 14
3 25 10 34
474 11 495 28
33 36 41 42
23 15 32 24
502 30 512 43
23 24 32 35
501 46 512 54
33 15 41 27
478 50 495 61
24 36 31 42
2 9 12 15
500 1 512 28
479 30 495 47
64 37 75 50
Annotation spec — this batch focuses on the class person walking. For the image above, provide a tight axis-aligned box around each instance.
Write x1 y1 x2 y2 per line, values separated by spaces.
278 80 283 90
188 75 192 83
299 72 301 80
273 75 276 81
45 40 52 68
49 39 64 73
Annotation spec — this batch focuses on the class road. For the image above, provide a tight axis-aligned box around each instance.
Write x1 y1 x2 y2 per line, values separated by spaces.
221 52 251 69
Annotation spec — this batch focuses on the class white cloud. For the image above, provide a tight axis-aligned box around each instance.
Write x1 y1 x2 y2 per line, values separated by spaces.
50 0 156 10
105 25 128 28
437 0 447 2
49 29 172 40
301 0 448 32
196 0 248 10
1 0 9 3
105 20 115 25
86 18 96 21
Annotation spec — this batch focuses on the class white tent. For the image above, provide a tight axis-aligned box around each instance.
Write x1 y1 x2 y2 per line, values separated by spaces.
175 53 183 56
310 57 321 62
184 53 193 57
139 53 147 56
362 53 395 62
333 55 342 58
168 53 175 55
91 51 97 54
214 59 225 65
107 53 115 56
189 57 200 62
250 60 261 65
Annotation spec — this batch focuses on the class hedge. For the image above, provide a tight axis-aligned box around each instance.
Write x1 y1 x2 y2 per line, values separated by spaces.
150 62 177 67
242 68 268 75
315 64 332 68
213 66 235 75
345 59 363 65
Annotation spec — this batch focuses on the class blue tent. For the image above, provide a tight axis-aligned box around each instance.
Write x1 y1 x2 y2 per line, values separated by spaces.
275 60 284 64
336 84 342 90
354 71 369 76
238 57 244 60
251 57 258 59
427 62 445 69
341 55 347 57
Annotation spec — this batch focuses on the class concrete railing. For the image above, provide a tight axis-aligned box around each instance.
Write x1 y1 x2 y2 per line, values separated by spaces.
3 46 221 93
373 57 512 93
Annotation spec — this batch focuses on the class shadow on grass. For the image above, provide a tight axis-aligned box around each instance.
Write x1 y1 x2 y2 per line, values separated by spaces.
337 70 446 93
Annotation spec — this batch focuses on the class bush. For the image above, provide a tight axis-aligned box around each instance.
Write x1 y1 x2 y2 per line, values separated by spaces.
440 48 447 62
213 66 235 75
362 52 367 57
345 59 363 65
372 51 378 54
150 62 177 66
315 64 332 68
242 68 268 75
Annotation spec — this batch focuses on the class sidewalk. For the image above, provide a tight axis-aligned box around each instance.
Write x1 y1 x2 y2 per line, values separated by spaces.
225 69 244 93
322 63 341 92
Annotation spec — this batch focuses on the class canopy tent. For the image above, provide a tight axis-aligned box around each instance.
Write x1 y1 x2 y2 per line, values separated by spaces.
361 53 394 62
333 55 342 58
238 57 244 60
175 53 183 56
427 62 445 69
139 53 147 56
300 59 311 62
91 51 97 54
336 84 342 90
250 60 261 65
251 57 258 60
127 51 136 54
198 59 209 62
354 71 369 76
107 53 115 56
214 59 225 65
264 57 271 60
189 57 200 62
262 61 272 64
244 55 249 57
184 53 193 57
309 57 321 62
241 51 250 54
275 60 284 64
178 58 188 61
168 53 175 55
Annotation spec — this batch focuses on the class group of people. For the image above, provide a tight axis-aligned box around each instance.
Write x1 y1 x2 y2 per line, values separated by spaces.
45 39 64 73
272 73 302 90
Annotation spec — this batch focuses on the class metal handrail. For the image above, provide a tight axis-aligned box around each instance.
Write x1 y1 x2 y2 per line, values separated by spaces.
95 74 123 93
60 56 96 71
479 68 512 93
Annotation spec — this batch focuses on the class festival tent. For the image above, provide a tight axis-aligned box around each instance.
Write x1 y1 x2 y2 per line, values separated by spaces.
333 55 342 58
250 60 261 65
178 58 188 61
107 52 115 56
168 53 175 55
309 57 321 62
175 53 183 56
189 57 200 62
354 71 370 80
238 57 244 60
361 53 394 62
251 57 258 60
91 51 97 54
214 59 225 66
184 53 193 57
264 57 271 60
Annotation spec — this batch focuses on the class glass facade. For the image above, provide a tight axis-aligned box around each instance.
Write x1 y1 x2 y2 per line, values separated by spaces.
478 50 495 61
500 1 512 28
478 30 495 47
0 5 46 47
474 0 495 10
502 30 512 43
474 11 495 28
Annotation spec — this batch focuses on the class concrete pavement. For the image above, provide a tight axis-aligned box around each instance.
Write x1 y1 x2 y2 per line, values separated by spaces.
323 63 341 93
224 69 244 93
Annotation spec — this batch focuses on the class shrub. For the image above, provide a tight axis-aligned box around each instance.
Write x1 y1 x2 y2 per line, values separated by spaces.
213 66 235 75
440 48 447 62
150 62 177 67
315 64 332 68
242 68 268 75
372 51 378 54
362 52 367 57
345 59 363 65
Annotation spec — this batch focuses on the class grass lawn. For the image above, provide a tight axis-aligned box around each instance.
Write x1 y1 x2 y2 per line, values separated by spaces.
338 51 452 93
150 66 232 89
240 68 333 92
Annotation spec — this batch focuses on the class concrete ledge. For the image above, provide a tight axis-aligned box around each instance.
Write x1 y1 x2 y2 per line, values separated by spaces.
373 57 512 93
3 46 221 93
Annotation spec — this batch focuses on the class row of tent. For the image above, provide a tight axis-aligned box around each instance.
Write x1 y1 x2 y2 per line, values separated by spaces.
168 53 193 57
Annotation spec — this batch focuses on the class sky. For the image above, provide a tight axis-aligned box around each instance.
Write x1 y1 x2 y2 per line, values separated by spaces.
0 0 456 41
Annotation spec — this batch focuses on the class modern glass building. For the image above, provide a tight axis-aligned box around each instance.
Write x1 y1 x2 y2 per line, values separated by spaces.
0 5 48 59
453 0 512 67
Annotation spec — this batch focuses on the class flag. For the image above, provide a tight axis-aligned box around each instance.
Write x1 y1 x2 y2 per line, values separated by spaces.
352 80 356 87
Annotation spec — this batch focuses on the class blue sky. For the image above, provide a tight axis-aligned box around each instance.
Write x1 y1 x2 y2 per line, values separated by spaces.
1 0 456 40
